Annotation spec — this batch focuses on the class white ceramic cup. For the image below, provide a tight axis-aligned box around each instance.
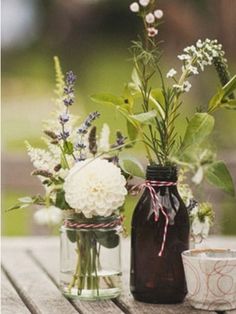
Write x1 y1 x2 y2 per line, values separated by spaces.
182 248 236 311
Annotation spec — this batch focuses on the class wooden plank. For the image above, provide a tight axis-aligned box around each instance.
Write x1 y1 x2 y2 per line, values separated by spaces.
2 250 79 314
30 248 124 314
1 270 31 314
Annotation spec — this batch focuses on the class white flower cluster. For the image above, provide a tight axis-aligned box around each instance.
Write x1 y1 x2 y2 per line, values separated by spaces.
64 158 127 218
168 39 226 93
129 1 163 38
26 141 57 172
190 202 214 243
34 206 63 226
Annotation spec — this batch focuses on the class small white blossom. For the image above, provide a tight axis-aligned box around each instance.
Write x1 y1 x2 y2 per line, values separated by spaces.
154 9 163 19
139 0 150 7
147 27 158 37
191 217 210 242
166 68 177 78
145 13 155 24
130 2 139 12
178 54 191 61
189 65 199 75
64 158 127 218
34 206 62 226
183 81 192 92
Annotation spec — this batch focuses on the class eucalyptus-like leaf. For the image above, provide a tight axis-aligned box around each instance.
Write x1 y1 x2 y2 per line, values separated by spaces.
206 160 235 196
130 110 157 125
181 113 215 151
18 196 34 203
91 93 124 107
119 153 145 178
127 120 138 141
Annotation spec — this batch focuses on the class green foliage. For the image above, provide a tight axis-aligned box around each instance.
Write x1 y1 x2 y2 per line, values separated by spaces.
7 195 45 211
130 110 157 125
119 153 145 178
95 230 120 249
208 75 236 112
55 190 71 210
181 113 215 151
206 161 235 196
63 141 74 155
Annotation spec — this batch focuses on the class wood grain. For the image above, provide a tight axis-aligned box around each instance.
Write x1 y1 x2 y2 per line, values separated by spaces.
1 270 31 314
30 248 124 314
2 250 79 314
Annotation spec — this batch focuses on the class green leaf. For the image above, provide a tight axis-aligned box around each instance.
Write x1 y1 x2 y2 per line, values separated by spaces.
119 153 145 178
181 113 215 151
91 93 124 107
63 141 74 155
127 120 138 141
18 196 33 203
206 161 235 196
95 230 119 249
66 230 77 243
130 110 157 125
220 99 236 110
222 75 236 97
131 68 141 91
149 88 165 117
55 190 70 209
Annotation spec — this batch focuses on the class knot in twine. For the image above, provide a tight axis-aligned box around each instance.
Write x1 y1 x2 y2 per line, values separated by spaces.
131 180 177 257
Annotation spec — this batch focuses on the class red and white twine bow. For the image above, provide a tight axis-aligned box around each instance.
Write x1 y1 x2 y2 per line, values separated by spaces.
131 180 177 257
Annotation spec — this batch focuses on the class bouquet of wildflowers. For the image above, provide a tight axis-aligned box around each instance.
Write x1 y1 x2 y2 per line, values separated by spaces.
92 0 236 241
9 57 131 298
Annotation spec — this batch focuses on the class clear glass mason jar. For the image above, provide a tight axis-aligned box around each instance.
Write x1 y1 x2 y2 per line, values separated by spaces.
60 214 122 300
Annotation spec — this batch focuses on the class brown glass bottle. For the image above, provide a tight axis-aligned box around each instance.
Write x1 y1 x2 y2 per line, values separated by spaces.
130 165 189 304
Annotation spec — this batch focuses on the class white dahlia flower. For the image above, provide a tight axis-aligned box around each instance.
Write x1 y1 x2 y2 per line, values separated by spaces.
64 159 127 218
34 206 62 226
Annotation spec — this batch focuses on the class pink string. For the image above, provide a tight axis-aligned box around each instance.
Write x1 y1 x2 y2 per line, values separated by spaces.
64 216 123 230
131 180 177 257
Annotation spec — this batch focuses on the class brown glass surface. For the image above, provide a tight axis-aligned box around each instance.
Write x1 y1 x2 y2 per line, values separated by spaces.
130 167 190 304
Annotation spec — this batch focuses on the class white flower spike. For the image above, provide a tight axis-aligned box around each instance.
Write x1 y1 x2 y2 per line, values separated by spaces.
166 68 177 78
139 0 150 7
145 13 155 24
130 2 139 13
154 9 164 19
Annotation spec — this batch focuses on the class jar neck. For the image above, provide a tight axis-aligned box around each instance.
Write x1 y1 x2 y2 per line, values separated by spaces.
146 165 178 182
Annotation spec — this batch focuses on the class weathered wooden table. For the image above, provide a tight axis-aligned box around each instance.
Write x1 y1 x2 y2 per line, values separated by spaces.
2 236 236 314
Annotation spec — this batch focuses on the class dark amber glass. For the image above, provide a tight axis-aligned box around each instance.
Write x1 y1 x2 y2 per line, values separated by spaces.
130 165 189 304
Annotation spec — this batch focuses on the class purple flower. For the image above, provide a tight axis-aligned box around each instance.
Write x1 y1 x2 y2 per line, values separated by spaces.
66 71 76 86
58 131 70 140
75 141 86 149
77 111 100 134
59 113 70 124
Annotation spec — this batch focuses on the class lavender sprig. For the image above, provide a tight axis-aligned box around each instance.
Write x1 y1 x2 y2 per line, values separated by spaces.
76 112 100 161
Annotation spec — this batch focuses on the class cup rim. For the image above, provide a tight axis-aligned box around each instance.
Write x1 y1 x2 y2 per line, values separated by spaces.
182 248 236 260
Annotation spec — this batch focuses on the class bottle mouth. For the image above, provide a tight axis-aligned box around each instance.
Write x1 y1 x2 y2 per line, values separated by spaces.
146 165 177 182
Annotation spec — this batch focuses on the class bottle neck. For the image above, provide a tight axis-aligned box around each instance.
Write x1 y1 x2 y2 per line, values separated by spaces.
146 165 178 182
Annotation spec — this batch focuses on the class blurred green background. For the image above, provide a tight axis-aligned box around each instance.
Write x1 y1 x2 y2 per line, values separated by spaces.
2 0 236 236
